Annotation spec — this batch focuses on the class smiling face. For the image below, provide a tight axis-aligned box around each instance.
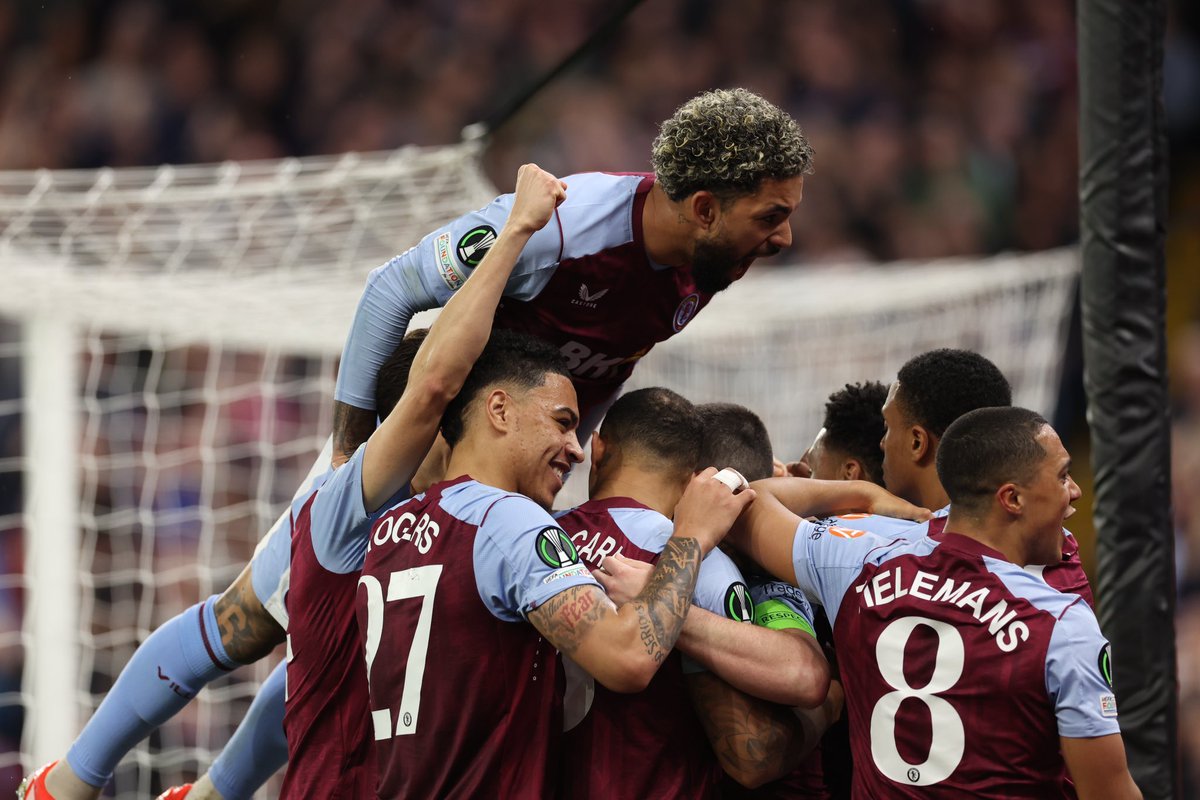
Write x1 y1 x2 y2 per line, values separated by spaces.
690 176 804 293
507 373 585 510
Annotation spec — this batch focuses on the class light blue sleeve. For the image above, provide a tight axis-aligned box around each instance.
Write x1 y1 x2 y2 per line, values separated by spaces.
310 444 409 574
334 193 564 409
1045 599 1123 738
791 517 903 625
473 494 602 622
693 548 752 621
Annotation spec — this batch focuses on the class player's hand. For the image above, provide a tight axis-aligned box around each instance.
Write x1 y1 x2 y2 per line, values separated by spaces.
772 458 788 478
672 467 757 553
506 163 567 236
861 483 932 522
593 553 653 605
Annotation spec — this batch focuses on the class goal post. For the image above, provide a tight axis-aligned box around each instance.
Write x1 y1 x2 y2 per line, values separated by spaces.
0 142 1081 797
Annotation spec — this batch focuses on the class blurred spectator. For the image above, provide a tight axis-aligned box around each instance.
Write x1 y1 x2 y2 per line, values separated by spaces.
0 0 1147 263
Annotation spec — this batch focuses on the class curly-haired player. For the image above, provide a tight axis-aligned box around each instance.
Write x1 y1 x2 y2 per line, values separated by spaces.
333 86 814 457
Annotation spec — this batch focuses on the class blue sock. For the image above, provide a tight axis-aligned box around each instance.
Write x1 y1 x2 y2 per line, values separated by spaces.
66 596 237 786
207 660 289 800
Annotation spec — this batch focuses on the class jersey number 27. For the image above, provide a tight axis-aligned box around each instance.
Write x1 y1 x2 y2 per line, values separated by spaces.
359 565 443 740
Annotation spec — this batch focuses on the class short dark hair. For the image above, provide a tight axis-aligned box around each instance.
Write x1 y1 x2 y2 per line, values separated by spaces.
697 402 775 481
822 381 888 485
599 388 701 475
440 330 571 447
895 349 1012 437
374 328 430 418
937 406 1049 517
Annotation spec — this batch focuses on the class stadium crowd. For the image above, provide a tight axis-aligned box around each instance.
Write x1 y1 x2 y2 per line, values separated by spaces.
2 0 1200 795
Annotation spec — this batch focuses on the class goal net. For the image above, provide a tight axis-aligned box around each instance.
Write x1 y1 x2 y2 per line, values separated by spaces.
0 142 1079 797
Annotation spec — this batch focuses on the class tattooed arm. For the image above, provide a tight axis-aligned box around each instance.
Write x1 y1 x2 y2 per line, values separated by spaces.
687 672 844 788
214 563 286 664
528 469 754 693
687 671 805 788
529 537 702 692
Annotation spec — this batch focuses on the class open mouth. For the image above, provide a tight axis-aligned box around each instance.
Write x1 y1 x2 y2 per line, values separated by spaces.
550 460 571 489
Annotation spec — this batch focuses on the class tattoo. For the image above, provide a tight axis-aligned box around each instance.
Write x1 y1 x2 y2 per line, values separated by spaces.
215 568 285 664
531 586 613 656
529 538 701 663
630 537 702 664
332 401 377 464
688 672 803 784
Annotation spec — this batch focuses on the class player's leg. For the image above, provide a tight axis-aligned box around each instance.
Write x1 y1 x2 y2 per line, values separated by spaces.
30 442 321 799
39 589 242 800
156 660 289 800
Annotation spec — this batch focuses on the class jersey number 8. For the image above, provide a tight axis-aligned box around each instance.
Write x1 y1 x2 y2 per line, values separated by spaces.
869 616 966 786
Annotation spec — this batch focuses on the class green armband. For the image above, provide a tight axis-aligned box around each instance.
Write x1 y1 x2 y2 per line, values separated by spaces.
754 598 816 637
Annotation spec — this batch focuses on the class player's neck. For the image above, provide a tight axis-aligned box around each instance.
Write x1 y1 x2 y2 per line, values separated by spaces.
944 511 1026 565
912 470 950 511
591 467 684 518
641 183 694 268
443 442 518 495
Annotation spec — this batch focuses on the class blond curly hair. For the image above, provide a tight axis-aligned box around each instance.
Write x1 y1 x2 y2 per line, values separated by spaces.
651 88 814 202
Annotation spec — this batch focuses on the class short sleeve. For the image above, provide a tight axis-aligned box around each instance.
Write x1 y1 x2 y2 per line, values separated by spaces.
311 444 406 574
1045 600 1123 738
691 548 752 621
792 517 902 625
473 495 602 622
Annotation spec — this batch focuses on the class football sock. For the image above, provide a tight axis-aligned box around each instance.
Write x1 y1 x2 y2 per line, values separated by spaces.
207 660 289 800
65 596 237 786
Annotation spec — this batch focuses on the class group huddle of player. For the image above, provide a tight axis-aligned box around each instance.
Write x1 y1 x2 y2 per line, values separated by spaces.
21 88 1142 799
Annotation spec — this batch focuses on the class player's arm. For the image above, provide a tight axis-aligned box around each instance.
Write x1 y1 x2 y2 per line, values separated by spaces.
596 553 828 707
726 489 807 586
676 608 828 707
1060 735 1141 800
528 469 755 693
332 174 567 464
358 164 566 511
686 671 805 788
751 476 931 522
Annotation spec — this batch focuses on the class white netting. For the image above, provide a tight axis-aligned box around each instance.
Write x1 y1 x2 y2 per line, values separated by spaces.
0 141 1079 797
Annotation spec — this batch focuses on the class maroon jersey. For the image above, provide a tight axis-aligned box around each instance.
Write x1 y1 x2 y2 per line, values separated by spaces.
790 524 1120 798
281 493 375 800
557 497 741 799
493 174 714 413
359 476 601 799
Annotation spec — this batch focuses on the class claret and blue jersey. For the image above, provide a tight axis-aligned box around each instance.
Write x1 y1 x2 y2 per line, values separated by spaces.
336 172 714 421
786 516 1118 798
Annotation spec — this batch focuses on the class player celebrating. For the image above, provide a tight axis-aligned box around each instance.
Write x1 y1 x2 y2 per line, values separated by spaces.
557 388 830 797
356 333 753 797
878 348 1092 601
792 381 889 484
20 164 571 800
730 407 1141 798
332 87 813 457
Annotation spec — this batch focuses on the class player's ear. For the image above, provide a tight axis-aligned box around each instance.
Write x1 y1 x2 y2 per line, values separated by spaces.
590 431 606 468
689 191 720 231
842 460 863 481
910 425 935 464
996 482 1022 515
484 388 514 433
